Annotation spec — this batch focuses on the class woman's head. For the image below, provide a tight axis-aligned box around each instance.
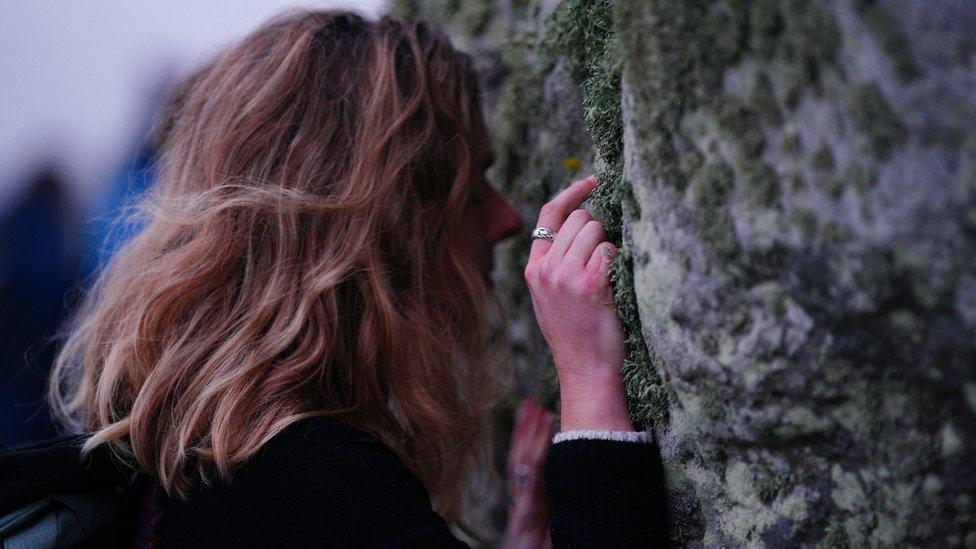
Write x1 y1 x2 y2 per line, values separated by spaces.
50 9 519 526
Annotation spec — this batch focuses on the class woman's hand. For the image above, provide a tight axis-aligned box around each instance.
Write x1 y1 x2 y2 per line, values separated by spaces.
504 398 553 549
523 175 634 431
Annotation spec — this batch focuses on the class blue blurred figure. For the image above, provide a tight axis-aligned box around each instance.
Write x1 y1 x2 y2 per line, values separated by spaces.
0 141 157 446
0 168 77 445
84 140 156 278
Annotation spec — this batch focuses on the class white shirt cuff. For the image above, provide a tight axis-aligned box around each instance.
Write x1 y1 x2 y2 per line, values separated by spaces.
553 429 654 444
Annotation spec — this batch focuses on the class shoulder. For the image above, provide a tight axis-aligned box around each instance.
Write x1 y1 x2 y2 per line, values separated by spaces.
160 417 430 547
259 416 412 478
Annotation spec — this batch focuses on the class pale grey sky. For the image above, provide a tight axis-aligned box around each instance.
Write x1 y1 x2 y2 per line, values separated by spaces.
0 0 387 214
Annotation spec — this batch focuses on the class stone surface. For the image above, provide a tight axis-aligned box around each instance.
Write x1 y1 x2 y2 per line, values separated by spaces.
620 0 976 545
398 0 976 545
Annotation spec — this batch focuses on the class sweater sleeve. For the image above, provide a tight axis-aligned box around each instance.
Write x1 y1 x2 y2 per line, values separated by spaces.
544 434 670 548
553 429 655 444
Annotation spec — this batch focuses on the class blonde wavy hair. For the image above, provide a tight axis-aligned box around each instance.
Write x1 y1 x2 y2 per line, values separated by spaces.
50 9 502 526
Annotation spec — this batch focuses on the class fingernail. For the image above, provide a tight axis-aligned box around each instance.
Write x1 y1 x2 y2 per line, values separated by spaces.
601 244 615 260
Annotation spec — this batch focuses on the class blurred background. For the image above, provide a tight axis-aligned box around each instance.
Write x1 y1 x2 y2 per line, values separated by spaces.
0 0 386 446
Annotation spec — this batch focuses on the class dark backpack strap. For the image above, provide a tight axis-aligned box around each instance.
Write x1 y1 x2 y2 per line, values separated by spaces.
0 435 132 513
0 435 144 548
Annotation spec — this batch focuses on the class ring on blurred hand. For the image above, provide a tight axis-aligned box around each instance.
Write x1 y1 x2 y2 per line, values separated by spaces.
514 463 531 488
531 227 555 242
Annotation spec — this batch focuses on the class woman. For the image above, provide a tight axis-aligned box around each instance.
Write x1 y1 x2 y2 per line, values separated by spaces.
40 9 664 547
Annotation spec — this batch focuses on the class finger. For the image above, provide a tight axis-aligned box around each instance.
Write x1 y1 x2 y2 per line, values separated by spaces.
515 399 541 452
516 398 530 425
526 407 550 462
548 209 592 258
510 400 531 456
513 400 527 440
530 175 597 258
531 412 555 462
586 242 617 279
566 219 608 266
529 400 545 436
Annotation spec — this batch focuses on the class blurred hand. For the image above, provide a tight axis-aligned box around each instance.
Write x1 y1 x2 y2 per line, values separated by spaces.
523 175 633 432
504 398 553 549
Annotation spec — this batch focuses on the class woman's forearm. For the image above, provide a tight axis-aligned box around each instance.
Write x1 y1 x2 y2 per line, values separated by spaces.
556 368 634 432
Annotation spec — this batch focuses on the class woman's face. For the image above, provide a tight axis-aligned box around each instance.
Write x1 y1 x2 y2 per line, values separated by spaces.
457 151 522 286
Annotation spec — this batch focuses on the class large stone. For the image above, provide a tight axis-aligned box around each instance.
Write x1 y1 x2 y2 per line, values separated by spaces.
618 0 976 545
397 0 976 545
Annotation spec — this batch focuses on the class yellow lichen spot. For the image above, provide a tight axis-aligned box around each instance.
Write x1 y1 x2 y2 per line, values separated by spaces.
562 155 582 173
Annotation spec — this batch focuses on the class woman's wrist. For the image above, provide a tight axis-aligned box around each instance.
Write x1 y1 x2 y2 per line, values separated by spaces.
556 367 634 431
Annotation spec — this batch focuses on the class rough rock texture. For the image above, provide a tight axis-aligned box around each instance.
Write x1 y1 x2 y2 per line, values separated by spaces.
396 0 976 545
619 0 976 545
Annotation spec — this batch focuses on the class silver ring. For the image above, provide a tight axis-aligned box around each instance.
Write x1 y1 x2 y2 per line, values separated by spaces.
531 227 555 242
514 463 531 488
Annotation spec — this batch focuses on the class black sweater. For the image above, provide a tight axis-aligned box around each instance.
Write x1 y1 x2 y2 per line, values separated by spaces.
1 417 669 547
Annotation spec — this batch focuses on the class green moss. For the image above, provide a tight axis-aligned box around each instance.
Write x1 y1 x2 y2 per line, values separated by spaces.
692 162 740 259
493 27 548 191
846 163 877 194
717 97 766 160
545 0 625 233
781 128 803 154
810 141 847 200
617 0 748 175
692 161 735 207
755 281 789 318
781 1 842 90
788 172 806 191
391 0 420 16
855 0 921 81
821 220 854 243
812 141 836 173
791 208 818 240
393 0 490 33
927 125 969 150
699 3 749 94
742 160 780 207
544 0 621 158
546 0 664 427
749 71 784 126
816 171 844 199
700 331 719 356
680 150 705 186
458 0 496 35
752 0 784 59
613 245 669 423
782 69 805 111
850 83 908 159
